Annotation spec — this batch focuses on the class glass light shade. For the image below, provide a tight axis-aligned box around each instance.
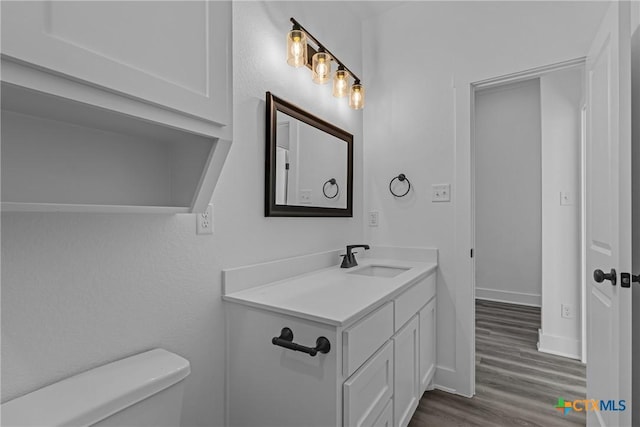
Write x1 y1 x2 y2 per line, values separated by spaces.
349 83 365 109
312 51 331 84
286 29 307 67
332 68 350 97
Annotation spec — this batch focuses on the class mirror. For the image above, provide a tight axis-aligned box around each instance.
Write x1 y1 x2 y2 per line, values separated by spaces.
265 92 353 217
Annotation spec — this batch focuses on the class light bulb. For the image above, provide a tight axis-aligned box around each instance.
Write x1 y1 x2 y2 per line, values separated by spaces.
349 82 365 110
287 29 307 67
312 51 331 84
316 60 328 76
333 67 350 97
291 39 302 57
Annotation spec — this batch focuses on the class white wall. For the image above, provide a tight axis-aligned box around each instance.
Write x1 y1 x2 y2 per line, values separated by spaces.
474 79 542 307
538 67 584 360
362 1 608 395
0 2 364 426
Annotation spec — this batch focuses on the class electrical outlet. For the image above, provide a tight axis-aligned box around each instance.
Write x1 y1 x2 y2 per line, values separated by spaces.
432 184 451 202
196 204 213 235
368 211 379 227
561 304 574 319
300 189 312 204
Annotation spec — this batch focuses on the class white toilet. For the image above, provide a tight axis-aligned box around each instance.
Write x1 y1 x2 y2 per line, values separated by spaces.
1 349 190 427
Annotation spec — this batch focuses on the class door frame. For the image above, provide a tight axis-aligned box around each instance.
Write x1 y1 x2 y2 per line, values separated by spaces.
466 57 586 394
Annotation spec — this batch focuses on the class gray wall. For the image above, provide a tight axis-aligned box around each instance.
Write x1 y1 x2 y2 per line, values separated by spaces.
474 79 542 306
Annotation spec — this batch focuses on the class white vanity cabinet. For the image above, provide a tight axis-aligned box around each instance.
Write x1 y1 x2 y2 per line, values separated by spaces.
225 267 437 427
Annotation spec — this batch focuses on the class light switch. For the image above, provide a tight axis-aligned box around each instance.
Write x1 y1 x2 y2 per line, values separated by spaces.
368 211 379 227
432 184 451 202
560 192 573 206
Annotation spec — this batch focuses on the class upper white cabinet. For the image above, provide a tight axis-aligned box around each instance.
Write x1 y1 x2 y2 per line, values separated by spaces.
2 1 231 125
1 1 232 213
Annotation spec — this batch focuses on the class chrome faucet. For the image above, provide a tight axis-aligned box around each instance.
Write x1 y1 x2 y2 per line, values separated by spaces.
340 244 370 268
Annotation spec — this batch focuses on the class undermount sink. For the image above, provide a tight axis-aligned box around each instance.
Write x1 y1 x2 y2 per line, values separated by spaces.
347 265 410 278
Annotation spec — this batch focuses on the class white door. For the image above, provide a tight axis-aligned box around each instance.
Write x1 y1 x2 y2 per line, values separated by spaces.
585 2 632 426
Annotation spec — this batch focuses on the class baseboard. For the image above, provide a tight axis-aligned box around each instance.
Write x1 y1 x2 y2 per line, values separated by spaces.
476 287 541 307
433 384 456 394
537 329 581 360
433 365 458 395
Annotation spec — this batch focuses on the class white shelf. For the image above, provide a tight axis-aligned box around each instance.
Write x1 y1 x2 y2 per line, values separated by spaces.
1 82 230 213
1 203 191 214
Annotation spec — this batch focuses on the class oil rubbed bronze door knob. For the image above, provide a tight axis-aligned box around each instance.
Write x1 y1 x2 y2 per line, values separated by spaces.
593 268 617 286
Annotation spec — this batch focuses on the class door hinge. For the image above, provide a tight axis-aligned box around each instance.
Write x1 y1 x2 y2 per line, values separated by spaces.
470 248 474 258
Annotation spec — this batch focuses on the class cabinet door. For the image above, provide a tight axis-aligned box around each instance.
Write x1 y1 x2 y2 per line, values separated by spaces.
419 298 436 394
392 316 420 427
371 400 393 427
1 1 231 125
344 341 394 427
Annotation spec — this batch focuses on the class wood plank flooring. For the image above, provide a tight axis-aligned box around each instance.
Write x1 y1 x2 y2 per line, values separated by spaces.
408 300 586 427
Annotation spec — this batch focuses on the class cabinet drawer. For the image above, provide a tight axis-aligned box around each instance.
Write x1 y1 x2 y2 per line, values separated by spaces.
343 302 394 377
343 341 394 427
394 273 436 331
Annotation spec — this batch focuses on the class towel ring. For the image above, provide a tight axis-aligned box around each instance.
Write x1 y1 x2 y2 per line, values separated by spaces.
323 178 339 199
389 173 411 197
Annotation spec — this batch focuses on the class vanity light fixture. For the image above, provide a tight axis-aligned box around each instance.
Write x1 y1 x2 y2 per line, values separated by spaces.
286 17 365 109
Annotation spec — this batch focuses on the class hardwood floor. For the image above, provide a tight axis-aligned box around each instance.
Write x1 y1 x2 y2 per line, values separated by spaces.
408 300 586 427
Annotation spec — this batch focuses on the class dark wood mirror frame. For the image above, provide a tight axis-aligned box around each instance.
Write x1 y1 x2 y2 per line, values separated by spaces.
265 92 353 217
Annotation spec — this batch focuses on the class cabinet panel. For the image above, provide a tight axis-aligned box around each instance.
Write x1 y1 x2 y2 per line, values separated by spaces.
343 302 394 377
371 399 393 427
419 298 436 394
1 1 231 125
344 341 394 427
393 316 419 427
227 305 339 427
395 273 436 331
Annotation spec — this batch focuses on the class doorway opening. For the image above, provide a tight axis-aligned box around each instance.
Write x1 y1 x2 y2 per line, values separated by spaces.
470 60 588 424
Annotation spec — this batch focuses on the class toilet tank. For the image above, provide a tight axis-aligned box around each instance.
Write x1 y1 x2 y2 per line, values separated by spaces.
1 349 190 427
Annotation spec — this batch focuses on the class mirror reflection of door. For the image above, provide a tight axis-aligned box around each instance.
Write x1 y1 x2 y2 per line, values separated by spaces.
275 121 290 205
275 119 299 205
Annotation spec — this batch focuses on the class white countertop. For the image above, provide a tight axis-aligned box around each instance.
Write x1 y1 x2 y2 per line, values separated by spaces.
223 258 437 327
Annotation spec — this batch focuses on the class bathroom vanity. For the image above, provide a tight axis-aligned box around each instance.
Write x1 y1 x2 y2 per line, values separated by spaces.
223 248 437 427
